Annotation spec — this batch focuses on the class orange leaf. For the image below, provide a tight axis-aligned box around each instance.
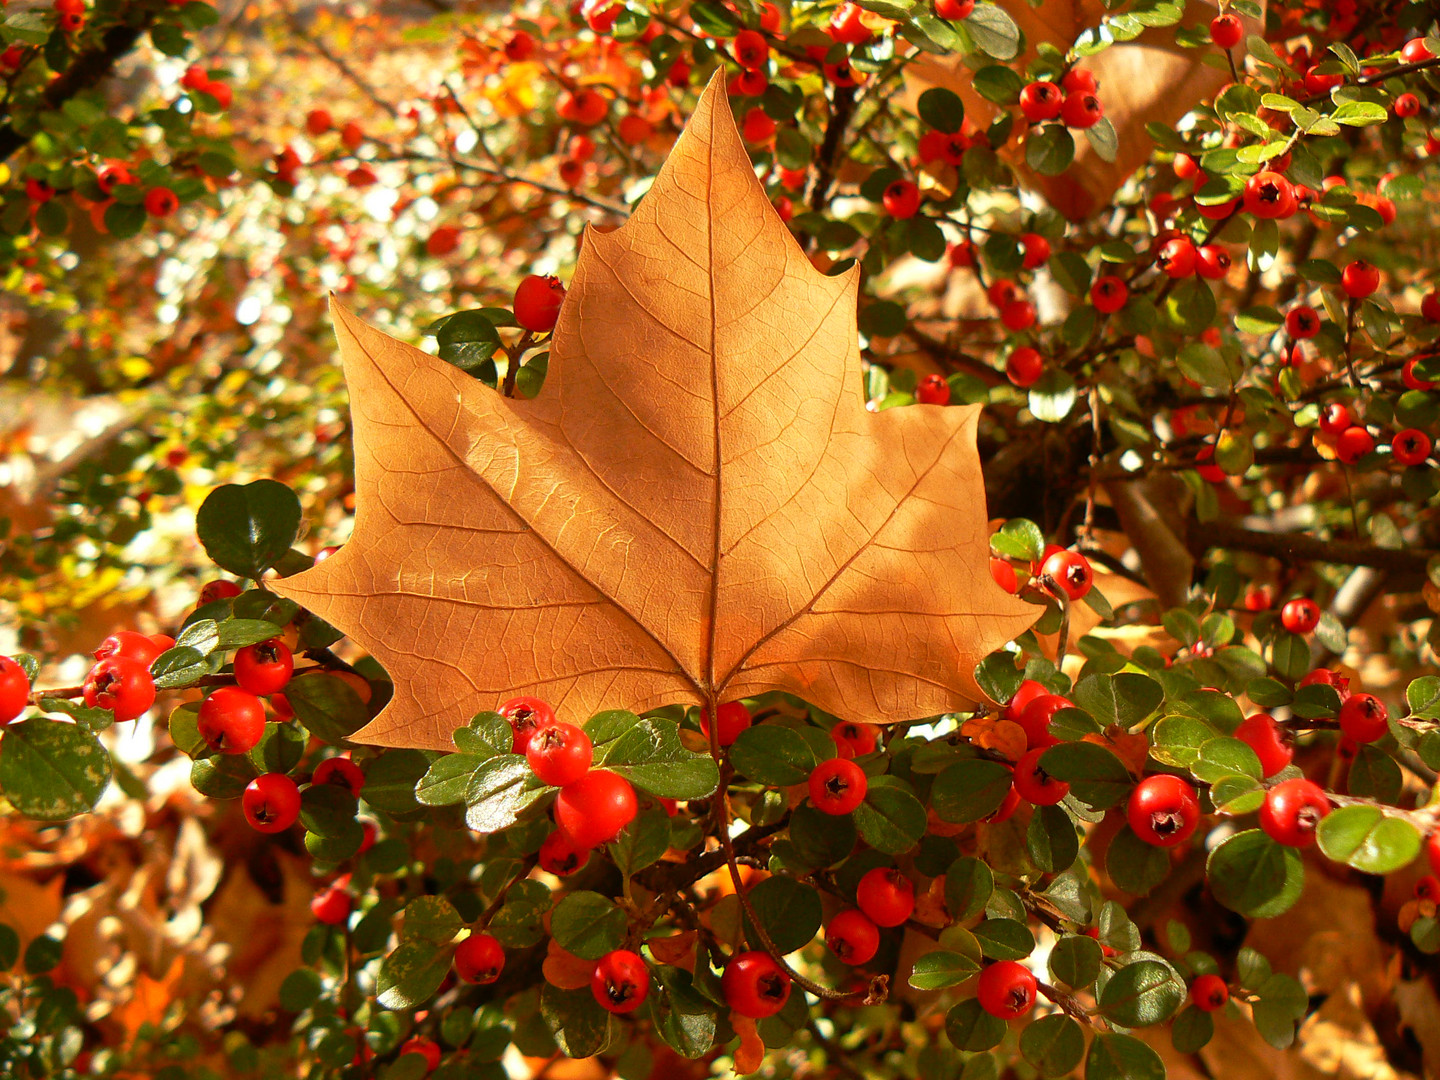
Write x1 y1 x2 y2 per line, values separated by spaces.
731 1014 766 1074
959 715 1027 761
1084 729 1150 775
271 72 1034 750
543 938 595 990
647 930 697 970
114 956 184 1042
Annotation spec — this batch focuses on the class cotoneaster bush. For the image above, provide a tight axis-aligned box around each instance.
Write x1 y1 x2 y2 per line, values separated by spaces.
3 1 1440 1078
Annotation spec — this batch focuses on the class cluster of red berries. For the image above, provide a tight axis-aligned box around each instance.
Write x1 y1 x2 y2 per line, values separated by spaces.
989 544 1094 602
1016 67 1105 130
179 64 233 110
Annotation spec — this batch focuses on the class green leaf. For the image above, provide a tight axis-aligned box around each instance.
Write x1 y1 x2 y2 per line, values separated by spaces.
464 756 549 833
285 673 369 744
1038 743 1132 809
1026 804 1079 872
1207 829 1304 916
603 718 719 800
1084 117 1118 163
975 651 1024 705
932 759 1014 822
728 725 816 786
1252 972 1306 1049
648 964 717 1060
1085 1033 1165 1080
376 940 450 1010
1073 672 1162 728
973 64 1024 104
1106 825 1171 896
1191 736 1263 783
788 803 856 867
196 480 302 577
1021 1014 1086 1077
945 999 1006 1052
540 983 613 1058
1331 100 1388 126
151 646 211 690
964 2 1021 59
454 711 518 756
362 749 430 815
744 875 821 955
300 783 360 838
990 518 1045 562
918 87 965 133
1316 805 1422 874
1048 934 1102 990
1026 124 1075 176
402 896 462 945
945 856 994 921
1100 960 1184 1027
415 753 487 806
0 719 112 820
973 917 1034 960
1408 676 1440 719
1171 1004 1214 1053
854 783 927 855
609 806 671 877
552 892 628 961
908 949 981 989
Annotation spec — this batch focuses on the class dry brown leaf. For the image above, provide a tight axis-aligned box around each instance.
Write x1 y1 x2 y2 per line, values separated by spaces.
647 930 697 970
273 73 1034 750
543 938 596 990
901 0 1266 219
959 714 1026 760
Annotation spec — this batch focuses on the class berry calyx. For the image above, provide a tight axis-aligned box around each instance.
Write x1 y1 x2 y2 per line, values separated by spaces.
513 275 566 333
1127 774 1201 847
234 638 294 696
1012 748 1068 805
526 722 593 786
1280 597 1321 634
976 960 1037 1019
700 701 752 746
243 774 301 833
1190 973 1229 1011
1091 275 1128 314
592 949 649 1013
1258 778 1331 846
197 687 267 755
538 830 588 876
808 757 868 815
916 373 951 405
1040 548 1093 601
856 867 915 927
1243 171 1296 220
311 877 353 925
499 696 557 755
1337 693 1388 743
83 656 156 723
1210 13 1243 49
1392 428 1431 467
826 909 880 965
1234 713 1292 777
882 179 921 220
722 951 791 1018
1285 305 1320 339
0 656 31 725
554 769 637 848
454 933 505 984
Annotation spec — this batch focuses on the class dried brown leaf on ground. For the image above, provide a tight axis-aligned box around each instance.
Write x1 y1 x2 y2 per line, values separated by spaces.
901 0 1266 219
273 73 1034 750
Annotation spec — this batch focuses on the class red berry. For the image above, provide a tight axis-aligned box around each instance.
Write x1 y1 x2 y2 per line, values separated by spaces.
1154 236 1195 278
144 187 179 217
1196 244 1231 280
700 701 752 746
243 774 301 833
826 909 880 965
426 226 461 257
503 31 535 62
1258 778 1330 846
1061 68 1097 94
1243 584 1274 612
1396 93 1422 118
1040 548 1093 601
1336 425 1375 465
948 241 975 268
582 0 621 34
1003 679 1046 726
741 106 776 143
1285 305 1320 339
539 830 589 876
83 657 156 722
733 29 768 70
526 722 593 786
398 1036 441 1072
916 373 951 405
1091 275 1128 314
1318 402 1352 436
933 0 974 16
513 275 566 333
1018 83 1062 124
1403 38 1436 63
1393 428 1432 466
1190 973 1229 1011
197 687 267 755
1001 298 1037 332
1243 171 1296 220
1019 232 1051 270
1280 597 1321 634
1234 714 1292 777
808 757 868 815
199 579 242 605
341 121 365 149
882 179 921 220
1428 830 1440 876
1005 346 1044 388
499 696 557 755
554 769 637 848
856 867 914 927
831 721 879 758
1017 693 1069 750
313 756 365 796
1417 875 1440 902
305 108 332 136
454 933 505 984
1012 748 1069 805
1341 260 1381 299
1403 357 1436 391
1127 774 1201 847
1060 91 1103 129
94 630 164 667
592 949 649 1013
722 951 791 1018
0 656 31 725
310 878 353 925
1210 13 1243 49
758 1 780 31
25 178 53 203
234 638 294 696
827 2 872 44
976 960 1037 1019
1338 693 1388 743
1303 65 1344 94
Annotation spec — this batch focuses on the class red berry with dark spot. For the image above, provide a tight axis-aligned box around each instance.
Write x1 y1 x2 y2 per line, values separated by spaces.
198 687 267 755
539 830 588 876
144 187 179 217
976 960 1037 1019
700 701 751 746
1196 244 1231 279
84 656 156 722
1416 875 1440 902
1286 305 1320 339
1040 548 1093 601
1396 93 1421 118
1336 425 1375 464
1012 747 1068 805
733 29 768 70
1243 171 1296 219
1393 428 1432 466
831 721 879 758
1127 774 1201 847
826 909 880 965
916 373 951 405
722 951 791 1018
856 867 914 927
527 722 593 786
1018 82 1062 123
1235 714 1292 777
243 774 301 833
1156 236 1196 278
591 949 649 1012
1259 777 1330 846
1280 597 1320 634
234 638 294 696
455 933 505 984
809 757 868 815
499 696 557 755
0 656 31 726
1338 693 1388 743
1091 275 1128 313
513 275 566 333
313 756 365 796
882 179 921 220
1191 973 1229 1011
554 769 637 848
1060 91 1103 129
199 579 243 605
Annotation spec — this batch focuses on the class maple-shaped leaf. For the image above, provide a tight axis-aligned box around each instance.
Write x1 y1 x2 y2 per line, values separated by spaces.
271 73 1036 750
